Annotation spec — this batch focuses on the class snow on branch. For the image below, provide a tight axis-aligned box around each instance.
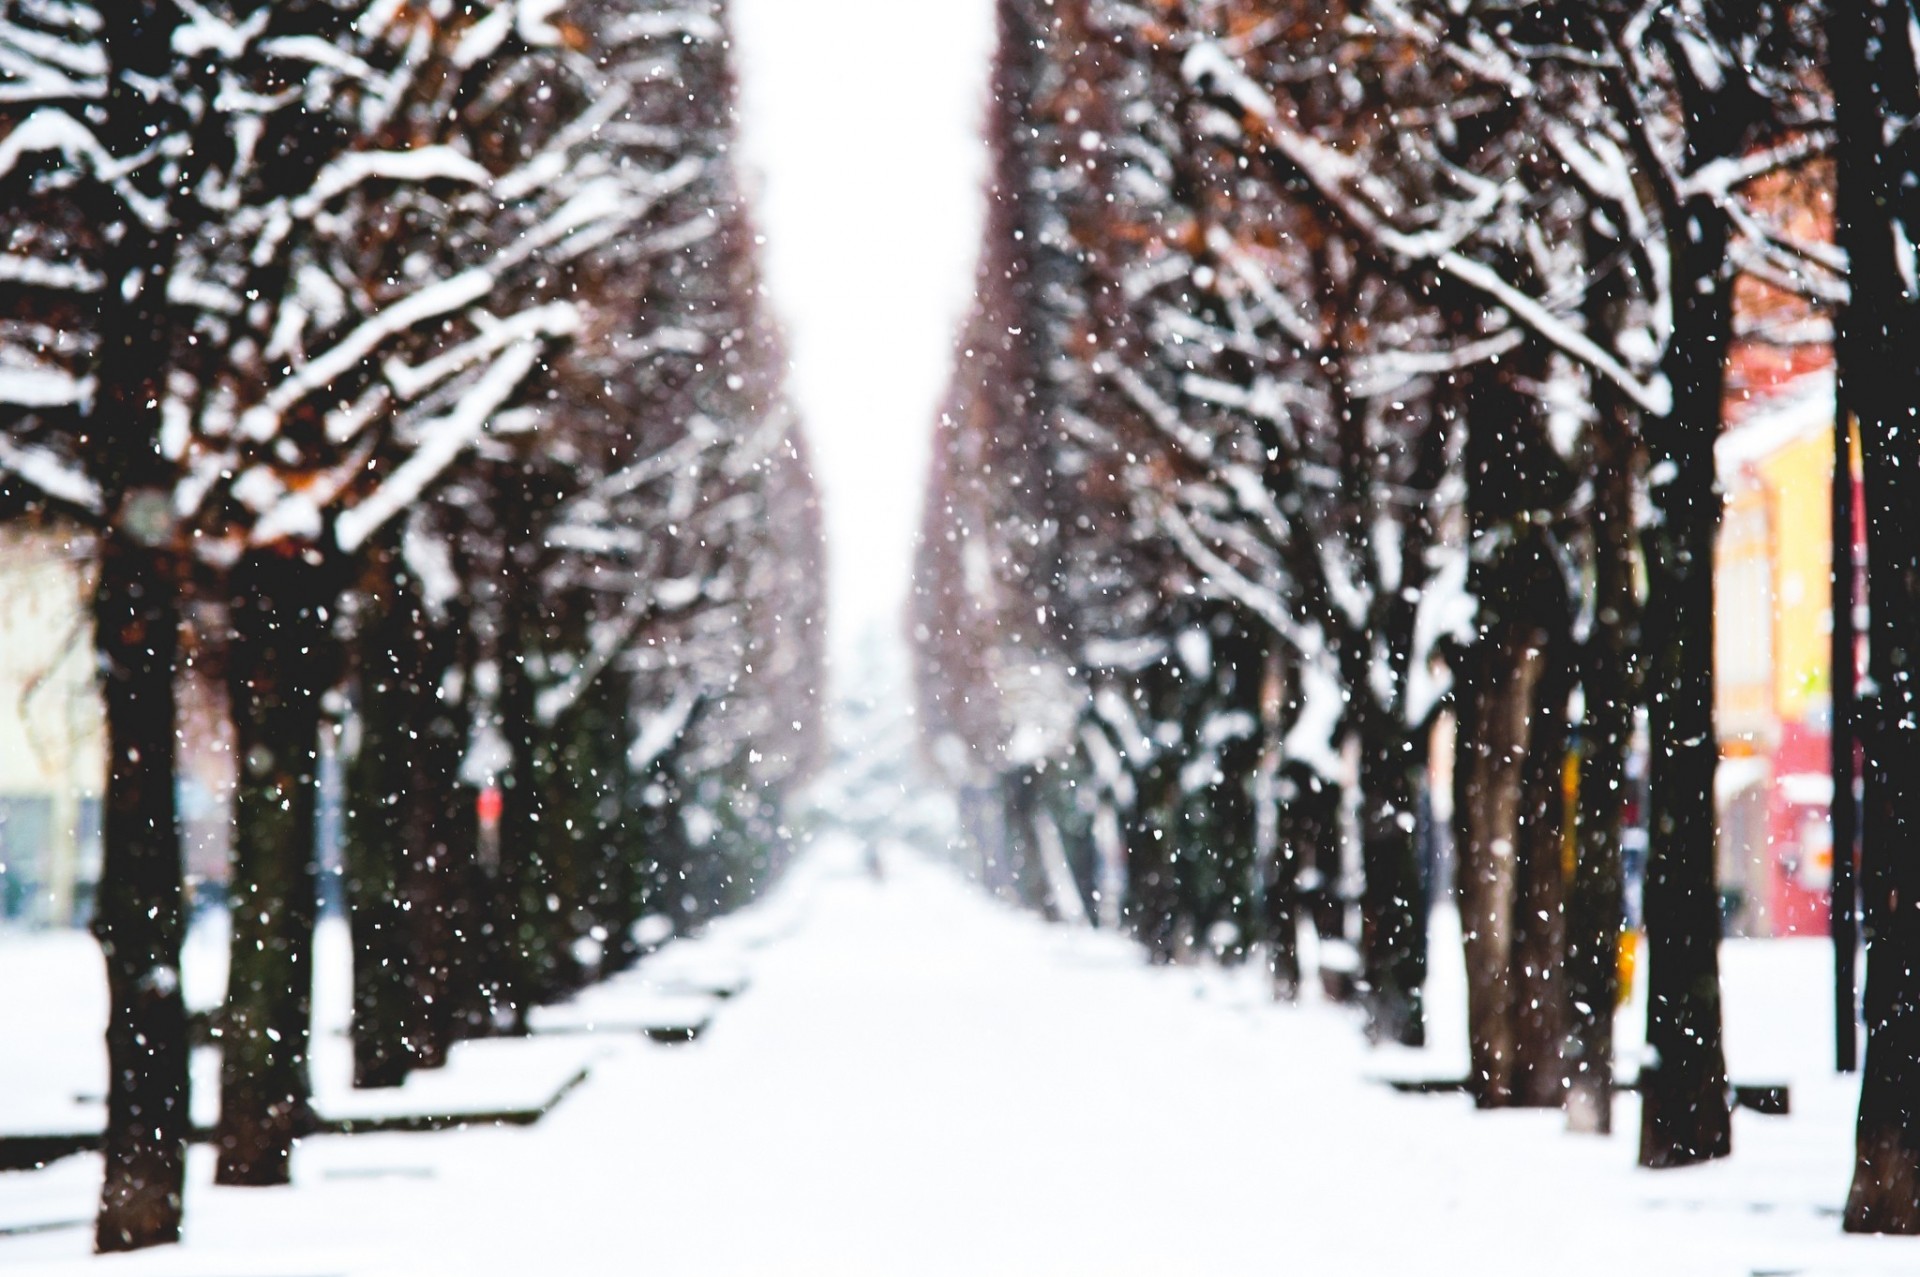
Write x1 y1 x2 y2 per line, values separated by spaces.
1283 648 1348 783
1348 328 1524 400
379 301 579 405
629 687 701 773
1406 543 1472 730
1724 196 1848 304
1204 225 1321 350
1677 130 1833 204
1109 362 1214 462
1180 373 1309 436
239 269 495 442
1158 499 1298 643
334 338 545 554
1180 39 1674 419
1433 249 1671 416
608 10 725 44
514 0 569 47
256 35 380 85
0 434 100 513
0 108 166 227
537 607 648 727
291 146 491 219
0 362 92 410
170 1 267 60
581 425 725 505
0 252 101 293
0 16 105 104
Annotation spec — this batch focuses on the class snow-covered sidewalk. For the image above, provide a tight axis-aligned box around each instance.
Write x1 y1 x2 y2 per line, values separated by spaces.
1 837 1912 1275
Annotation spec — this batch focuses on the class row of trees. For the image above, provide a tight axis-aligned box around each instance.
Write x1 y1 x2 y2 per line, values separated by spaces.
916 0 1920 1232
0 0 822 1254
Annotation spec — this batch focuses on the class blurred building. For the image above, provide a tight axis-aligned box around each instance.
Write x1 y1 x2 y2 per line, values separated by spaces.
0 526 236 928
0 522 104 926
1715 366 1843 938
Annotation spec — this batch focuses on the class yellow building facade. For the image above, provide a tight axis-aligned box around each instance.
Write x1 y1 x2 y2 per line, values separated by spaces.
1715 372 1837 937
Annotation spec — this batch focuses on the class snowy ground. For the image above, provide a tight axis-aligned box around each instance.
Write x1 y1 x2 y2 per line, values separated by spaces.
1 835 1913 1276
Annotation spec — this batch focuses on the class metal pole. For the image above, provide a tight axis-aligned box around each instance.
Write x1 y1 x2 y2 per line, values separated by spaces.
1832 385 1859 1074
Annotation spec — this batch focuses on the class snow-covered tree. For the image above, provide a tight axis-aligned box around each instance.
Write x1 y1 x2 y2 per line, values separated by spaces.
921 1 1837 1158
1 0 821 1244
1164 0 1827 1153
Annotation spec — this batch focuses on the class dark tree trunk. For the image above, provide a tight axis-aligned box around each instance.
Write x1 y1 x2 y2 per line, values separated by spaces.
489 470 579 1028
1263 837 1302 1001
1001 766 1057 918
1509 598 1574 1106
1833 0 1920 1231
88 0 190 1251
1302 781 1351 947
435 784 490 1043
1260 650 1301 999
495 631 555 1029
90 540 189 1250
1566 387 1636 1136
391 716 465 1070
1125 763 1182 963
1051 776 1104 925
1456 620 1535 1105
557 669 645 975
1276 762 1350 1001
344 559 412 1088
1831 378 1859 1078
960 783 1007 893
1637 199 1734 1170
1454 356 1567 1105
1122 662 1185 961
343 552 464 1086
215 554 333 1186
1207 616 1268 962
1332 360 1431 1048
1356 725 1427 1046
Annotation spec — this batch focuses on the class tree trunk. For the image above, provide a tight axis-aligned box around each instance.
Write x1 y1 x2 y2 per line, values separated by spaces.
90 540 189 1250
344 564 411 1087
495 637 555 1028
1125 762 1182 962
491 537 575 1026
560 669 645 974
1509 599 1574 1106
397 670 466 1070
1356 725 1427 1047
1208 616 1268 962
1454 357 1563 1105
215 554 333 1186
1123 663 1184 961
89 0 190 1250
1637 200 1734 1170
1262 786 1302 999
1259 649 1300 998
1456 627 1536 1104
1566 390 1636 1135
1270 763 1331 1002
1833 0 1920 1229
1289 766 1355 1000
343 553 461 1087
1000 766 1056 917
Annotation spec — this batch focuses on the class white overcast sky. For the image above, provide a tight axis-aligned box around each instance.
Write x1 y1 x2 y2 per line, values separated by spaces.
728 0 998 693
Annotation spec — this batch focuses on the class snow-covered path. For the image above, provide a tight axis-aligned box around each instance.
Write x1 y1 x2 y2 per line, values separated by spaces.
2 837 1911 1275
